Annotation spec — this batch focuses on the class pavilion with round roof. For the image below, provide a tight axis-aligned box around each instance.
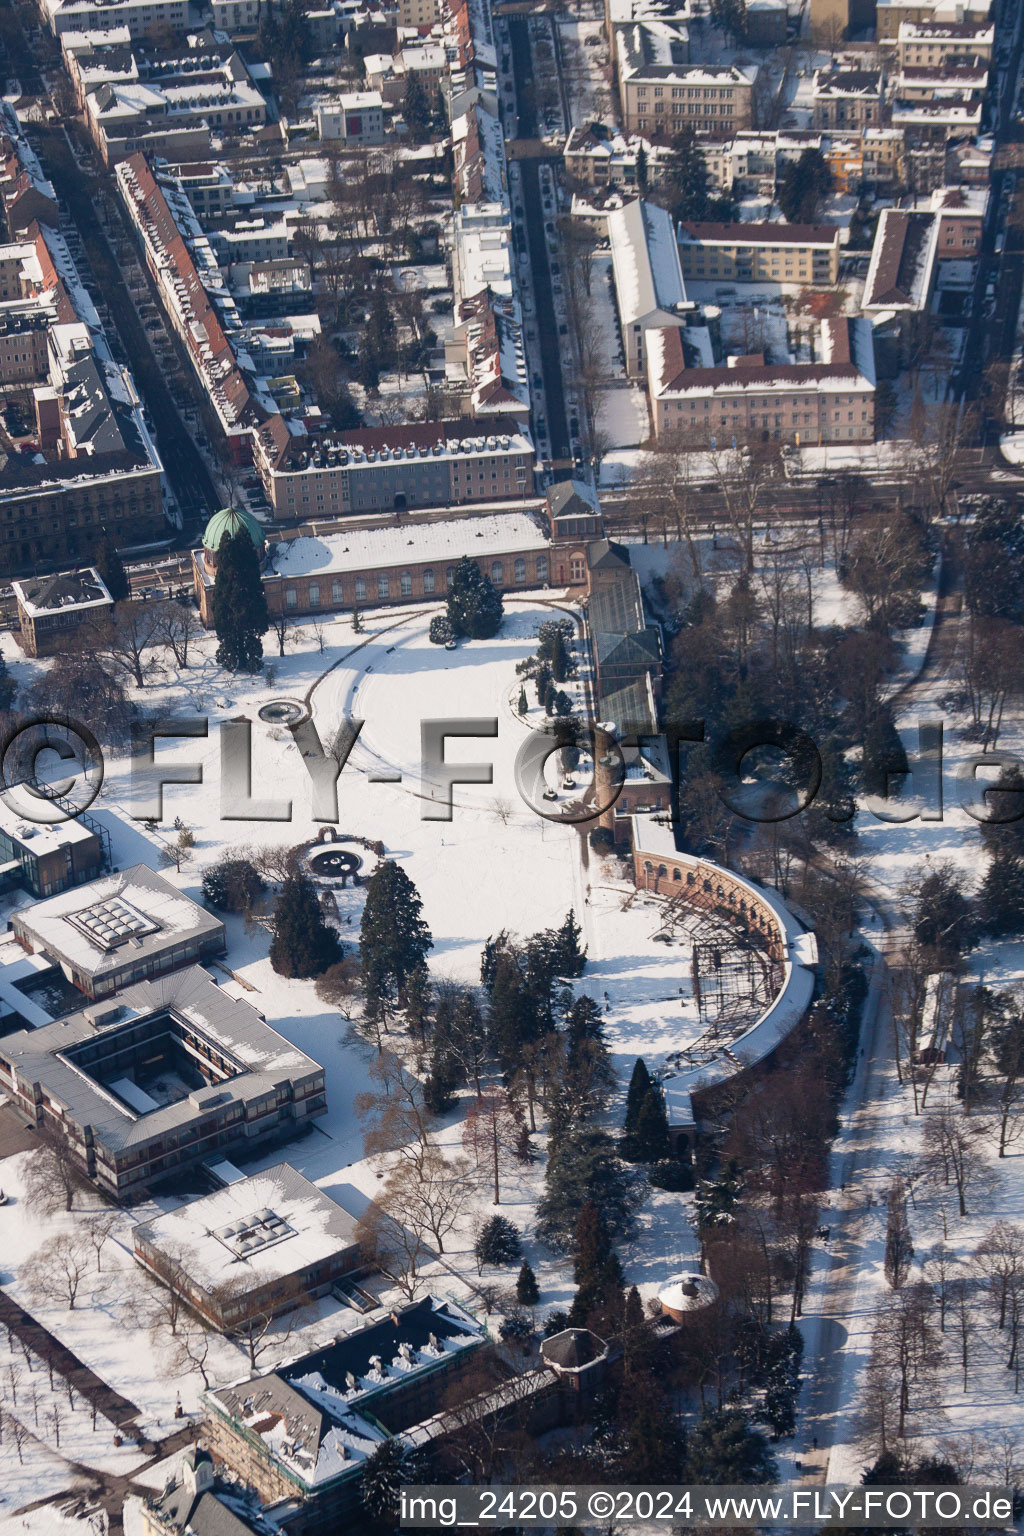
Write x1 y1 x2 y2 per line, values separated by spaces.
200 507 266 576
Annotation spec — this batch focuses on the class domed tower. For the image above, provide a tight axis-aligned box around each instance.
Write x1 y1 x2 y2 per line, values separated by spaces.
658 1272 719 1323
200 506 266 579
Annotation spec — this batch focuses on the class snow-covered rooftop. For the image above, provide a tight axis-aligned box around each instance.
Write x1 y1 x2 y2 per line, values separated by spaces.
266 511 549 580
132 1163 361 1294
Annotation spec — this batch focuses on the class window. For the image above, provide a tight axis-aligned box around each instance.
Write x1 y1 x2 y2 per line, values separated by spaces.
354 576 366 601
446 566 456 589
378 573 389 599
400 571 412 596
285 588 297 608
308 583 320 606
423 567 435 593
536 554 548 582
514 557 526 583
332 579 344 603
491 560 503 585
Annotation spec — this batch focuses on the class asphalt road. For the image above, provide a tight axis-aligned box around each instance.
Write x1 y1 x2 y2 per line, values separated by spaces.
506 15 571 465
29 125 220 542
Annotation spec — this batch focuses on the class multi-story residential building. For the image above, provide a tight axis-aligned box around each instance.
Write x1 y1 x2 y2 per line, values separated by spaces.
445 287 530 417
313 91 385 145
607 197 689 379
192 504 554 623
677 221 842 286
928 184 986 256
13 565 115 656
620 58 755 139
36 0 189 40
0 105 59 235
210 0 261 31
0 224 164 576
84 51 267 167
0 964 327 1199
116 154 267 462
646 316 876 444
896 17 994 68
398 0 440 23
861 206 940 313
811 68 884 130
861 127 907 191
896 62 989 101
252 416 534 520
877 0 992 45
810 0 877 45
365 41 446 105
563 122 673 188
743 0 787 44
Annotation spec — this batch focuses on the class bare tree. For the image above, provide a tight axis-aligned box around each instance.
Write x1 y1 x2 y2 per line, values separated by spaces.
921 1242 958 1330
921 1105 994 1217
949 1276 976 1393
461 1090 527 1205
381 1146 476 1255
356 1190 429 1301
25 1233 93 1310
154 601 203 670
22 1128 87 1213
884 1176 914 1290
166 1317 214 1389
5 1361 22 1406
867 1283 941 1442
356 1052 434 1176
47 1401 64 1449
86 600 163 688
83 1212 118 1273
973 1222 1024 1331
8 1411 29 1464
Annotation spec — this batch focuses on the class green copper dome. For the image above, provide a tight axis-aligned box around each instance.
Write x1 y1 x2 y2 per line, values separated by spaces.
202 506 266 554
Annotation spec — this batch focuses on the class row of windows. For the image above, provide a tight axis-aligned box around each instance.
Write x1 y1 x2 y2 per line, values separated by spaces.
282 556 548 607
635 86 736 99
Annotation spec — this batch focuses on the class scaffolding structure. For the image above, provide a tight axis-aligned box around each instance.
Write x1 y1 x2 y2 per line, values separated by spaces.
653 892 784 1070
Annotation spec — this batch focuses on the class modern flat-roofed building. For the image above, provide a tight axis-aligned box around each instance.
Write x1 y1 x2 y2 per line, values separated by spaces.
132 1164 362 1328
0 966 327 1197
13 566 114 656
10 863 226 999
313 91 385 146
0 799 108 900
677 221 841 286
607 198 689 378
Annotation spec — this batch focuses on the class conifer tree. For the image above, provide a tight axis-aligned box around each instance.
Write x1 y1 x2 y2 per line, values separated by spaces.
474 1214 522 1270
518 684 528 714
552 910 587 977
631 1084 671 1163
566 995 604 1053
446 556 503 639
270 871 341 977
516 1258 540 1307
93 532 129 602
212 529 268 673
360 860 433 1022
624 1058 652 1143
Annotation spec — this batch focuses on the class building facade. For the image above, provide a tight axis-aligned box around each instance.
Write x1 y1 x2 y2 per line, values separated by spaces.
677 221 842 285
0 966 327 1198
